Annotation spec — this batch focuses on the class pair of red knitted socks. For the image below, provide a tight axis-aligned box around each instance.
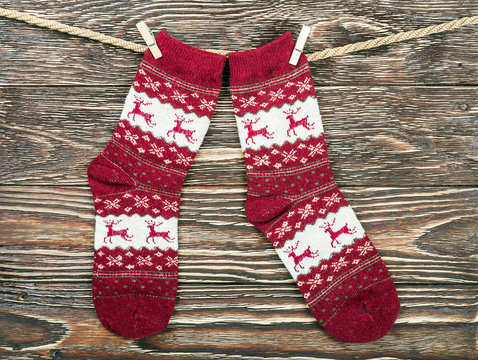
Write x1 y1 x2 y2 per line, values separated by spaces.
88 31 400 342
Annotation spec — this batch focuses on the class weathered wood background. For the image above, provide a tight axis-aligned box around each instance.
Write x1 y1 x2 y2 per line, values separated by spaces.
1 1 477 359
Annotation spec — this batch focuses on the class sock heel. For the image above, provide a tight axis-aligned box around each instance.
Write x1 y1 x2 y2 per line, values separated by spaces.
87 153 136 197
245 194 294 224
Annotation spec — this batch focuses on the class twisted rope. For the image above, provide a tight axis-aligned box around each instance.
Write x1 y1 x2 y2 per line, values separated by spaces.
0 7 147 53
0 7 477 61
307 15 478 61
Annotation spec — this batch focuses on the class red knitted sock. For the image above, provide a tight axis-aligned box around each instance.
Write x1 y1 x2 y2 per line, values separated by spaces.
229 33 400 343
87 31 225 339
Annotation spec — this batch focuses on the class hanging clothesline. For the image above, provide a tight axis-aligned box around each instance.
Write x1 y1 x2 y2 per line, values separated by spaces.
0 7 477 61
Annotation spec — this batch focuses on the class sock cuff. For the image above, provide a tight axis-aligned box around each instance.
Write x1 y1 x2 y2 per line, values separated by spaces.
228 32 309 86
141 30 226 89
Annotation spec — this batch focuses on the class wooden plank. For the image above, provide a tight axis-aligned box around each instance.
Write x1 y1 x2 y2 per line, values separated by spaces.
1 1 477 357
0 86 477 186
1 186 476 285
0 285 476 359
1 1 478 86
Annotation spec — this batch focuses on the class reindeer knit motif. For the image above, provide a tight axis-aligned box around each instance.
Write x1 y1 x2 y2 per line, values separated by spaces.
229 32 400 343
87 31 226 339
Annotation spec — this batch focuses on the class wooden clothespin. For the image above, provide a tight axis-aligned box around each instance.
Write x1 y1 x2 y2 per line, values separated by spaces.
289 25 311 65
136 21 162 59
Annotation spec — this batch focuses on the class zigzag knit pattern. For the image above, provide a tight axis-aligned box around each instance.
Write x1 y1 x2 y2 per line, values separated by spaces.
87 31 226 339
229 32 400 343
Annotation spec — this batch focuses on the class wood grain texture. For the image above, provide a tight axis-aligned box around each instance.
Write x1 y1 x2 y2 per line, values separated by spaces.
1 86 477 186
1 0 478 86
1 0 477 358
1 186 477 286
1 285 476 359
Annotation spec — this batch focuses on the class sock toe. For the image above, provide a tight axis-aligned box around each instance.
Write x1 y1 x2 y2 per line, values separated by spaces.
94 295 175 339
323 279 400 343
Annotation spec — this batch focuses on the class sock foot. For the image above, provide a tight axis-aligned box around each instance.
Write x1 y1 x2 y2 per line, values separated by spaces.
321 278 400 343
94 295 175 339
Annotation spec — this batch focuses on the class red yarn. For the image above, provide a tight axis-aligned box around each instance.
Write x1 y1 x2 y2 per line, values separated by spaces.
88 31 226 339
229 32 400 343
